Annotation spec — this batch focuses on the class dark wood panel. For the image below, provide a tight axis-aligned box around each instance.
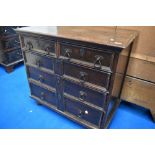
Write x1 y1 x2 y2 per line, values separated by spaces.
27 66 57 88
23 35 56 55
30 82 57 107
64 79 107 108
25 51 55 71
60 42 114 71
64 95 104 127
63 61 111 90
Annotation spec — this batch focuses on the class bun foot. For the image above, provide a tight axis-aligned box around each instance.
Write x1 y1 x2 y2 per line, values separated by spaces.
5 66 14 73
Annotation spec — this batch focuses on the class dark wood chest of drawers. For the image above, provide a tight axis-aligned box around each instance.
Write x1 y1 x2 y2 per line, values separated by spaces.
0 26 24 72
16 26 137 128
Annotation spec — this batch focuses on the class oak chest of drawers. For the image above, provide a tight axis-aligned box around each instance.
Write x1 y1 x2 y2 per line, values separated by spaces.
0 26 24 72
16 26 137 128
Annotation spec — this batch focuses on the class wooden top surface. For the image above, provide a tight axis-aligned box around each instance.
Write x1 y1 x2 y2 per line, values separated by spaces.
15 26 137 49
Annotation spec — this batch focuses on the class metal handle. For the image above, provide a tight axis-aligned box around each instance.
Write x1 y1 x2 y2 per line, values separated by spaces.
78 110 83 118
84 110 88 115
79 91 87 101
14 40 20 44
78 110 88 118
79 48 85 57
64 48 72 59
26 41 33 50
40 92 45 100
36 60 41 67
79 71 87 82
94 55 104 69
45 46 50 53
38 75 44 82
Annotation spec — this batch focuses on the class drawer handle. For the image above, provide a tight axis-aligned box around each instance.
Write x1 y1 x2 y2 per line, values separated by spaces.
78 110 89 118
80 48 85 57
40 92 45 100
84 110 89 115
14 40 20 46
38 75 44 82
26 41 33 50
78 110 83 118
79 91 87 101
79 71 87 82
45 46 51 53
94 55 104 69
36 60 41 67
64 48 72 59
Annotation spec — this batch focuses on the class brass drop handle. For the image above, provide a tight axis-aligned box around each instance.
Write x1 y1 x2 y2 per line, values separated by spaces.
79 91 87 101
26 41 33 50
79 71 87 82
64 48 72 58
38 75 44 82
94 55 104 69
40 92 45 100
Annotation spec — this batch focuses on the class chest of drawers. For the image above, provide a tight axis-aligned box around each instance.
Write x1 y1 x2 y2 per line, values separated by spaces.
0 26 24 73
16 26 137 128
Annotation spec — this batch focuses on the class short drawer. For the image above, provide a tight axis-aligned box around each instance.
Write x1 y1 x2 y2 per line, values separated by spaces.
64 96 104 127
25 51 55 72
27 66 57 88
30 82 57 106
63 62 111 90
64 79 107 108
60 42 114 70
23 35 55 55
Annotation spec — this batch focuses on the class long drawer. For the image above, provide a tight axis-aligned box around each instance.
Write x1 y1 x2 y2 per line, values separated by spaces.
63 61 111 90
64 95 104 127
60 42 114 71
27 66 57 89
30 82 57 107
24 51 55 72
23 35 56 55
63 79 107 108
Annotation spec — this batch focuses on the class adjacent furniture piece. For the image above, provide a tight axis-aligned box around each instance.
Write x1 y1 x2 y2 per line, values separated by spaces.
0 26 23 73
16 26 137 128
118 26 155 121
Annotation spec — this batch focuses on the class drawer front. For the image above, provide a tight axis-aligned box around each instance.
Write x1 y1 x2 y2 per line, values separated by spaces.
64 96 103 126
23 35 55 55
28 66 57 88
63 62 111 89
60 43 114 70
2 37 20 49
30 83 57 106
4 49 23 64
25 51 54 71
64 79 107 108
